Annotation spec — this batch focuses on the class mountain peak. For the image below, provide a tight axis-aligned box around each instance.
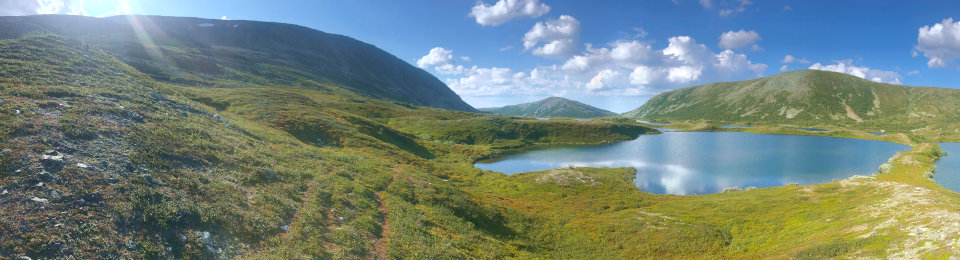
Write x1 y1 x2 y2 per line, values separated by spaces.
480 97 616 118
624 70 956 127
0 15 476 111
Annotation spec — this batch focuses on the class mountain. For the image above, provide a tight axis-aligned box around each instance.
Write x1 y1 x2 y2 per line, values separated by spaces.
0 15 475 111
0 31 655 258
479 97 617 118
624 70 960 127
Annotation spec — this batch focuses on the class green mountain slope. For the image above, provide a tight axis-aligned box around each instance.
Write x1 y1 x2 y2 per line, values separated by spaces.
625 70 960 129
480 97 616 118
0 15 475 111
2 18 960 259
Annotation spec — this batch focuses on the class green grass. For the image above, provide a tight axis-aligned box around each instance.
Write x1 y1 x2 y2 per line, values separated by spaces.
3 33 960 259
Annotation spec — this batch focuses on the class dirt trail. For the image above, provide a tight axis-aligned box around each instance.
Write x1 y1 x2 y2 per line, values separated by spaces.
371 167 401 260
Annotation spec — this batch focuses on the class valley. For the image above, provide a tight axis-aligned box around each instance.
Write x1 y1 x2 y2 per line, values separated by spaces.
1 14 960 259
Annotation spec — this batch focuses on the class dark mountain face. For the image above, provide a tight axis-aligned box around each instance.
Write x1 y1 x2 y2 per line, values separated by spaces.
0 15 475 111
480 97 616 118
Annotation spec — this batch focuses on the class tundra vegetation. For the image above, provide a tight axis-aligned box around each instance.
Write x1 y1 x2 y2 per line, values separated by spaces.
1 32 959 260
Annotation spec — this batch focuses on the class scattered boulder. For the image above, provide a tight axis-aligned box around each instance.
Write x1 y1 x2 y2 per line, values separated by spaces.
40 151 65 173
75 163 88 168
141 174 154 184
125 110 144 123
37 171 54 181
30 197 48 203
263 168 276 179
200 231 220 254
148 92 168 101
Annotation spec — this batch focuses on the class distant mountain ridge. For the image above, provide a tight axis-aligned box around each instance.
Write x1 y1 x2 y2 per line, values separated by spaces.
480 97 616 118
0 15 475 111
624 70 960 127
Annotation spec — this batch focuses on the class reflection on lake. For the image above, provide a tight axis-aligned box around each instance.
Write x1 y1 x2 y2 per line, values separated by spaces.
636 120 670 126
934 143 960 193
475 132 906 195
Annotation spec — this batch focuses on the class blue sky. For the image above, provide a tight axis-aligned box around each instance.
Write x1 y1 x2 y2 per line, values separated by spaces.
4 0 960 112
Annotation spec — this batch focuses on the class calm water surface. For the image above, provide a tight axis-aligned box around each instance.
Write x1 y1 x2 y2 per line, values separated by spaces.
476 132 906 195
934 143 960 193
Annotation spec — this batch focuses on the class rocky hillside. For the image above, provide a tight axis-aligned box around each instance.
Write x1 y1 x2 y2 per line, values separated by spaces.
0 15 475 111
480 97 616 118
625 70 960 128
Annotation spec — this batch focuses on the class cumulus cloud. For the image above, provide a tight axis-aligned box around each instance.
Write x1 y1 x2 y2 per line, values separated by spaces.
718 30 761 50
783 54 795 63
417 47 456 68
780 65 788 72
809 60 901 84
470 0 550 26
0 0 86 16
523 15 581 58
440 34 766 100
916 18 960 68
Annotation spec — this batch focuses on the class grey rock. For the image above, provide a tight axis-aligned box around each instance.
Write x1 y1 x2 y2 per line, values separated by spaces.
18 256 32 260
125 111 144 123
148 92 168 101
141 174 154 184
30 197 48 203
263 168 276 179
1 189 8 195
280 225 290 232
40 153 65 173
38 171 54 181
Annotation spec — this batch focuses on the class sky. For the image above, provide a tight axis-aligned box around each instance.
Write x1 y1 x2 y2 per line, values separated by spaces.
3 0 960 112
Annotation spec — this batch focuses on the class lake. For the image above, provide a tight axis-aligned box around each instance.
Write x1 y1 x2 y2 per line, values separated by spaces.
476 132 907 195
934 143 960 192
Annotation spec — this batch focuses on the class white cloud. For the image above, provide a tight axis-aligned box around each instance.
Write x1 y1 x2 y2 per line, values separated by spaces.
667 66 702 83
416 47 456 68
780 65 788 72
585 69 623 90
699 0 712 9
916 18 960 68
632 27 648 39
460 56 472 62
220 16 229 20
907 70 920 76
470 0 550 26
523 15 581 58
798 58 810 64
783 54 796 63
441 35 766 100
718 0 751 17
0 0 86 16
809 60 901 84
718 30 761 49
